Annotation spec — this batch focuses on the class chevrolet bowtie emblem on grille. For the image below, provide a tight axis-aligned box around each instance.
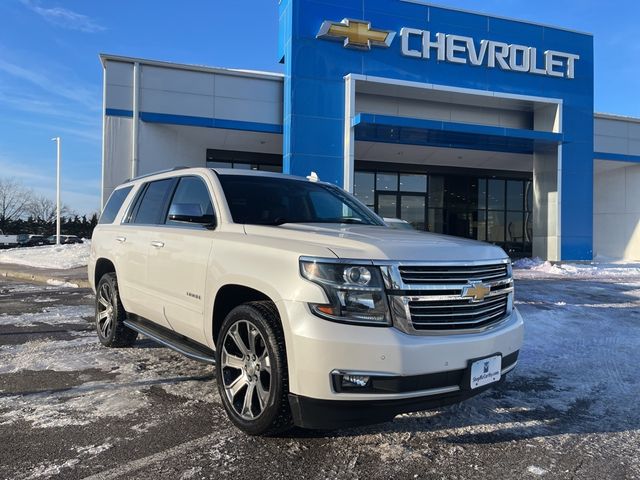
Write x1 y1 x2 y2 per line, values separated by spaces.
317 19 396 50
461 281 491 302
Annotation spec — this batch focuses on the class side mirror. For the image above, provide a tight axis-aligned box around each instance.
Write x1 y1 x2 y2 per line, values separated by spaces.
168 203 215 226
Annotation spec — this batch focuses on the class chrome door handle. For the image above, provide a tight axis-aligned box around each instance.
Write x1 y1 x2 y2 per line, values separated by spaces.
150 241 165 248
115 236 126 243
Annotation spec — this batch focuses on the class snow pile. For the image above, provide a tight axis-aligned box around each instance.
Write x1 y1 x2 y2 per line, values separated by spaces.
513 257 640 278
0 242 90 269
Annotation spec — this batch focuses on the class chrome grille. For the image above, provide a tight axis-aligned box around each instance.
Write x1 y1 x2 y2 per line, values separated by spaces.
399 263 509 285
408 291 509 331
384 261 513 335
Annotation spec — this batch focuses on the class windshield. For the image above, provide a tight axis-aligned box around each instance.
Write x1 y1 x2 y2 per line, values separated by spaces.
217 174 385 226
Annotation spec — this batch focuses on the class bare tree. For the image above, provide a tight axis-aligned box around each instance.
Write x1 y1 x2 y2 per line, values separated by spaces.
0 178 31 229
26 195 71 223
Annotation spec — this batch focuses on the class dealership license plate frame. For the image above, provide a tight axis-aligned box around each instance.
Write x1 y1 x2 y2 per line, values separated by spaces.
467 354 502 390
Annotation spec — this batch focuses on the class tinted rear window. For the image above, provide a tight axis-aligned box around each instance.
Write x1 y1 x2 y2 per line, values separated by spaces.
131 179 175 225
99 186 133 224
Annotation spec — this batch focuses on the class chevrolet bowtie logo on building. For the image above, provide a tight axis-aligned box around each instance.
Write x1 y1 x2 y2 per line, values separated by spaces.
317 19 396 50
461 281 491 302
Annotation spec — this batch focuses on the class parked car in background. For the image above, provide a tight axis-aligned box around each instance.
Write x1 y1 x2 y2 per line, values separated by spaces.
47 235 83 245
0 230 19 249
89 167 523 436
383 217 415 231
17 234 48 247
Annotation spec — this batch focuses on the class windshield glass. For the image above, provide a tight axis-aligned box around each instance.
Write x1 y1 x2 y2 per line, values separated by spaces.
217 174 385 226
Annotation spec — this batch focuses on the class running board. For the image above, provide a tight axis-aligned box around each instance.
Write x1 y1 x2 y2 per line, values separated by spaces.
124 316 216 365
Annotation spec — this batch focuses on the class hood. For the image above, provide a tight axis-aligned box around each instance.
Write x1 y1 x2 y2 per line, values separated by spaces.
244 223 507 262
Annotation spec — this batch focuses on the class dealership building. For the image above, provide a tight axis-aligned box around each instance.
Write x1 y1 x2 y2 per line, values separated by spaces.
100 0 640 261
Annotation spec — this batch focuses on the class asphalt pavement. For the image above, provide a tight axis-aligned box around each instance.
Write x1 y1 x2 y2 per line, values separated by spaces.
0 276 639 480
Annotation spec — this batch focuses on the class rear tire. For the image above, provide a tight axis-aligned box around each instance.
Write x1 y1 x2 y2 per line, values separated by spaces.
95 273 138 347
216 301 292 436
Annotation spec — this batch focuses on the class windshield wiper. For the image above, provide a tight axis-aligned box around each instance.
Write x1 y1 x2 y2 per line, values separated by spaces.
336 218 366 224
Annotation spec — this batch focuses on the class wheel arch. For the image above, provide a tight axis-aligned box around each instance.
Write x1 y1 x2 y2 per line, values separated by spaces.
94 257 116 287
212 284 281 347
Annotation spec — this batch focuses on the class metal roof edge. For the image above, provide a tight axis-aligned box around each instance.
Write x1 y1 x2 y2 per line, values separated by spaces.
99 54 284 81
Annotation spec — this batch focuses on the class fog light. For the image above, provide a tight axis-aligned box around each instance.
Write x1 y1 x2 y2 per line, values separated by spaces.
342 374 370 388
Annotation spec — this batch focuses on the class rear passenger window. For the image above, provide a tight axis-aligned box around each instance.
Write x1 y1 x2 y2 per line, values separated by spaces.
131 179 175 225
99 186 132 224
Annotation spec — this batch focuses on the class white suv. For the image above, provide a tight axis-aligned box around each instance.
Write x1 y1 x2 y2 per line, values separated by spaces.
89 167 524 435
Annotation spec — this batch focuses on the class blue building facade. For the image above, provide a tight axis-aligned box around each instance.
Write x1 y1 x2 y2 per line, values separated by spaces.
279 0 594 260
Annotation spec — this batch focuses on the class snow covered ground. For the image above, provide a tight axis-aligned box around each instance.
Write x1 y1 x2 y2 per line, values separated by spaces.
0 242 90 270
1 267 640 479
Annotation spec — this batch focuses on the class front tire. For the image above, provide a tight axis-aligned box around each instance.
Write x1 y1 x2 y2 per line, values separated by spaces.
95 273 138 347
216 301 292 436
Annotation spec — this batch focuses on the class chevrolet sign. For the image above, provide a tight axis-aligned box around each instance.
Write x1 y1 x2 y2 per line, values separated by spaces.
401 28 579 79
317 20 580 79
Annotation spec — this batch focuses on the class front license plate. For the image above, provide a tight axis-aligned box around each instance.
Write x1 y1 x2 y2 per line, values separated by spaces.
470 355 502 389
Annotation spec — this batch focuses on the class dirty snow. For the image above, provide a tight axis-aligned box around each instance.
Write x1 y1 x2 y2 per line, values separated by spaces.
513 257 640 278
0 304 93 328
45 279 80 288
0 300 216 430
74 442 113 456
528 465 549 475
25 459 80 480
0 242 90 269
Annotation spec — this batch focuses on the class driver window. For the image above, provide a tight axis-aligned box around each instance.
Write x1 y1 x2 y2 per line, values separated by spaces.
166 176 215 227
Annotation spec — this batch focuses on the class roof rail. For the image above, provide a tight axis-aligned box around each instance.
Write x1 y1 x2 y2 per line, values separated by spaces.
125 166 190 183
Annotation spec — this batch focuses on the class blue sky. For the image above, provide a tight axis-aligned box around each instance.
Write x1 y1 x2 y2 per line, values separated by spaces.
0 0 638 214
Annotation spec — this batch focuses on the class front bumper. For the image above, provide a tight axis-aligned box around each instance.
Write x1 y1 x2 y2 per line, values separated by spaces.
278 300 524 404
288 363 515 429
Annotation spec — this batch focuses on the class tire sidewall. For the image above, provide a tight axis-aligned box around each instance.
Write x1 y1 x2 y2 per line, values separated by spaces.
216 304 287 435
95 273 120 346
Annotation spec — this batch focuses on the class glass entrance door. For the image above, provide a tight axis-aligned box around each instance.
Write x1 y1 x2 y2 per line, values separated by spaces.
375 193 427 230
377 194 398 219
444 176 478 239
400 195 426 230
354 169 533 257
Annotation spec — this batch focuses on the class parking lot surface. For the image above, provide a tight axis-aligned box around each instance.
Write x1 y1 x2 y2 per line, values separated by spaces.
1 273 639 479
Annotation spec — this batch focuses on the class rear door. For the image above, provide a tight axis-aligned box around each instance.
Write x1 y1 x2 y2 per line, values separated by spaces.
146 175 215 345
117 178 176 327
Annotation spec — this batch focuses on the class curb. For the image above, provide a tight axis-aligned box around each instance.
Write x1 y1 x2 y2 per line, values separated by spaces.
0 269 91 289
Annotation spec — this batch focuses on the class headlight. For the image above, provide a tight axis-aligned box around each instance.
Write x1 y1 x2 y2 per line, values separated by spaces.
300 259 390 326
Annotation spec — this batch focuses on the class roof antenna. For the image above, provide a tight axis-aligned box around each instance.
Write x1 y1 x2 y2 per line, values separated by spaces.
307 171 319 182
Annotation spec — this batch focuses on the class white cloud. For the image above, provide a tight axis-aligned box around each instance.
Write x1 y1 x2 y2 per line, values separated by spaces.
21 0 105 33
0 57 100 111
11 118 101 143
0 89 100 127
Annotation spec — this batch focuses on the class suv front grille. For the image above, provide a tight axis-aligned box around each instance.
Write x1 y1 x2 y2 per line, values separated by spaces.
399 263 509 285
408 291 509 331
385 261 514 335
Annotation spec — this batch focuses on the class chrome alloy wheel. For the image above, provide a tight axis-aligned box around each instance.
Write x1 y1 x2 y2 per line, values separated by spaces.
96 281 115 338
221 320 272 420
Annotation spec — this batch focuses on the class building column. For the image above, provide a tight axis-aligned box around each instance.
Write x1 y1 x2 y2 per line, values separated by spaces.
532 148 561 261
343 75 356 192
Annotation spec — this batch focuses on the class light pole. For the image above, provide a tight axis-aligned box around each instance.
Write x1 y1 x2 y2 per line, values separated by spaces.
51 137 61 245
